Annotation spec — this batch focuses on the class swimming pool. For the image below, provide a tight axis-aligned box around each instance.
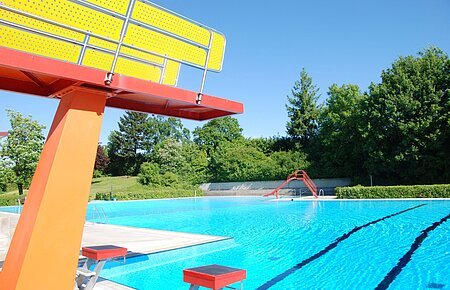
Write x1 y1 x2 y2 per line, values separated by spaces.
83 197 450 290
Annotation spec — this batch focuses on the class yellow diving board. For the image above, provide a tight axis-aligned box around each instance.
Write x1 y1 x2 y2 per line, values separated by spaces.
0 0 226 87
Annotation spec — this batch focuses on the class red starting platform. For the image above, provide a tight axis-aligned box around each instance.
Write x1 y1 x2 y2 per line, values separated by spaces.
76 245 128 290
81 245 128 261
183 264 247 290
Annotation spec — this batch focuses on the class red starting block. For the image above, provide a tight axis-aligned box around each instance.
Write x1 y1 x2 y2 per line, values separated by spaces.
81 245 128 261
183 264 247 290
76 245 127 290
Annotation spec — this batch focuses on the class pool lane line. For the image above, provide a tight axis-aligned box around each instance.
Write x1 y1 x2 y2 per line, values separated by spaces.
375 212 450 290
256 204 427 290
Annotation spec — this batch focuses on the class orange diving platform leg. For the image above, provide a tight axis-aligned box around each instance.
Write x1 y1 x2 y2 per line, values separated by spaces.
0 91 106 290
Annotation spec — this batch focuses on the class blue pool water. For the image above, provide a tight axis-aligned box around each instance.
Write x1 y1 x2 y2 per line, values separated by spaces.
2 198 449 289
84 198 450 290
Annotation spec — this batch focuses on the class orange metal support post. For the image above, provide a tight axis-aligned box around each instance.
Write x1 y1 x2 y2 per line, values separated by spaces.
0 91 107 290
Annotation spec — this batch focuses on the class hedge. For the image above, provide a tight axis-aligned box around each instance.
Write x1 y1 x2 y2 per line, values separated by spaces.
336 184 450 199
95 188 203 201
0 194 23 206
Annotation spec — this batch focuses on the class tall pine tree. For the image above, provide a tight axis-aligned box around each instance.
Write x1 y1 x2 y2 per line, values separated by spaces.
286 68 321 146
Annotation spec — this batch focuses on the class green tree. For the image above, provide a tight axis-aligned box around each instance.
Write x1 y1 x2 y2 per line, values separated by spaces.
144 116 190 152
107 113 191 176
361 47 450 184
269 150 310 180
314 84 365 178
151 139 185 175
1 110 45 195
286 68 321 146
441 89 450 181
181 143 209 185
245 137 275 155
246 136 297 154
0 157 14 192
94 145 109 177
150 139 208 185
209 140 277 182
193 117 243 155
245 137 297 155
107 111 148 176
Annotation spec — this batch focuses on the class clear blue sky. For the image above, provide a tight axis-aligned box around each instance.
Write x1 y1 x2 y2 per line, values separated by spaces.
0 0 449 143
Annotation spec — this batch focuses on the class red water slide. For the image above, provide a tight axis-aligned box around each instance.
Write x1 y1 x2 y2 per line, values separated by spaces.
264 170 318 199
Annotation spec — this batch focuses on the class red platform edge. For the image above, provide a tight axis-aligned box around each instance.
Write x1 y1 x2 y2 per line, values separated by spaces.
81 246 127 261
183 265 246 289
0 47 244 121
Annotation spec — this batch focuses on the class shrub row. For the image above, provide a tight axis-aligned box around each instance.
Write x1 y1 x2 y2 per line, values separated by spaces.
0 194 23 206
95 188 203 201
336 184 450 199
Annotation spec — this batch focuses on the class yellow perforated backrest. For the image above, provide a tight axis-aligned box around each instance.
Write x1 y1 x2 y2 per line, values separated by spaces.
131 1 225 71
0 0 226 86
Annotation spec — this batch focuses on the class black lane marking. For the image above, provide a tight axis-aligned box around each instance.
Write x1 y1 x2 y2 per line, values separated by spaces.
375 213 450 290
427 283 445 289
256 204 426 290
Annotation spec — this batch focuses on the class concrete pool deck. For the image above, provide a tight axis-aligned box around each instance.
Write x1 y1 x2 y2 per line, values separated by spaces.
0 211 228 290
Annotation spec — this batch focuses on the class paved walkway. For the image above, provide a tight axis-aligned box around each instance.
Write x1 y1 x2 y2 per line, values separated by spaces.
81 222 227 257
0 211 228 290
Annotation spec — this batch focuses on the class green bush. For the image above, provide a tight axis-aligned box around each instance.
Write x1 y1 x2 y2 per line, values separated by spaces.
93 170 105 178
0 193 23 206
336 184 450 199
138 162 161 186
159 172 180 187
95 188 203 201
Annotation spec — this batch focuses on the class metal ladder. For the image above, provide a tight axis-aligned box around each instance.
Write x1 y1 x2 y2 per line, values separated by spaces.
17 199 22 214
91 205 108 224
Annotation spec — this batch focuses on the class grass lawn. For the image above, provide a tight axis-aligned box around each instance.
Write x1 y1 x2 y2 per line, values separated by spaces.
1 176 200 205
3 176 144 197
2 176 140 196
90 176 145 199
0 177 141 205
92 176 201 201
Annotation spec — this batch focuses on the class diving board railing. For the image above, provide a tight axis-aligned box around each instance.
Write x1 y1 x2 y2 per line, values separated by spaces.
264 170 318 199
0 0 225 98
